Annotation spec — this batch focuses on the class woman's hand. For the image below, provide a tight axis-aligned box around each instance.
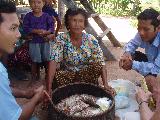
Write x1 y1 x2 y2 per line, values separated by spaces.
101 83 109 90
46 87 52 100
136 87 152 103
152 80 160 109
33 85 45 104
42 87 52 109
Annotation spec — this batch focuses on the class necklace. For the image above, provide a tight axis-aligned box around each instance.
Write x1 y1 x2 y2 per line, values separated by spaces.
70 33 82 48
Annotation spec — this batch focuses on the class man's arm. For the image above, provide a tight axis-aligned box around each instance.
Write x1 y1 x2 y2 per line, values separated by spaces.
11 87 26 98
119 33 142 69
19 96 38 120
19 86 44 120
124 33 142 54
131 48 160 76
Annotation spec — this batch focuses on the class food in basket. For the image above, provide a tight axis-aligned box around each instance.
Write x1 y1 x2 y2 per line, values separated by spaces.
56 94 112 117
74 107 102 117
56 95 89 115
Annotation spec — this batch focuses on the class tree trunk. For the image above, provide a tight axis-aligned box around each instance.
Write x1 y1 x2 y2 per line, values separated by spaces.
58 0 66 32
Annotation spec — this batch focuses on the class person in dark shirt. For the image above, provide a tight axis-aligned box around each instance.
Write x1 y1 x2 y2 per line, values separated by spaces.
43 0 61 37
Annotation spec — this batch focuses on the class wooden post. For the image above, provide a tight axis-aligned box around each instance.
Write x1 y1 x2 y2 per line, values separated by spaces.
80 0 122 47
85 23 116 60
61 0 116 60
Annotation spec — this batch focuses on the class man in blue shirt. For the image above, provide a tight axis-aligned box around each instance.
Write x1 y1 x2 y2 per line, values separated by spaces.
119 8 160 94
0 1 45 120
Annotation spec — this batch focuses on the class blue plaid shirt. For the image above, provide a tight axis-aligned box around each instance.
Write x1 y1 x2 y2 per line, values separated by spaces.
124 32 160 76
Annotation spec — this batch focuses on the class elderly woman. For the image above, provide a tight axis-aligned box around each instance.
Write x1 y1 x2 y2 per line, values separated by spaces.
46 8 108 95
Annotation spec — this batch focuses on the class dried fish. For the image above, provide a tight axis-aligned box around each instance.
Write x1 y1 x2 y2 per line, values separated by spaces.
56 94 112 117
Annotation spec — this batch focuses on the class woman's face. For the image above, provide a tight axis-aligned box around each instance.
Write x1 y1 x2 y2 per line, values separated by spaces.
68 14 85 34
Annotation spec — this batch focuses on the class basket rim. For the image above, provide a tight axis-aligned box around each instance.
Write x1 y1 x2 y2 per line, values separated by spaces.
52 82 115 119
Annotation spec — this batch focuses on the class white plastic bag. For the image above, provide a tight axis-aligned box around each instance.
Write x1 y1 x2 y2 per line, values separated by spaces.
96 97 111 111
115 95 130 110
108 79 139 120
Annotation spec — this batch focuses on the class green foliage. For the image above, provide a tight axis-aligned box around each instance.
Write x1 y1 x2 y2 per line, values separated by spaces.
140 0 160 12
76 0 142 17
129 17 138 28
95 0 141 16
12 0 26 5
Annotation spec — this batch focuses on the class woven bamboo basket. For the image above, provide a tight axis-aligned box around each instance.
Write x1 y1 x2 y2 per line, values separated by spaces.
48 83 115 120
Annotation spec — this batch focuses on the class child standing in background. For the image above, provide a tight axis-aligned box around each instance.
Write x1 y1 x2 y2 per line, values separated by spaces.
23 0 54 80
42 0 61 37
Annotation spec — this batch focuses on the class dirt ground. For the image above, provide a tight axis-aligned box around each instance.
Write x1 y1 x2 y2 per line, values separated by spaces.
11 42 143 120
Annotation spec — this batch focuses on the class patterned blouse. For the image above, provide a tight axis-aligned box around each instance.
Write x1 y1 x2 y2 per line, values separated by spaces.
50 32 105 72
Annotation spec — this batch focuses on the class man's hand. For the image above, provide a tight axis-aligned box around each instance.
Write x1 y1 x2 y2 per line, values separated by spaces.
119 52 133 70
124 52 132 60
18 86 45 120
24 89 34 99
122 58 133 70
